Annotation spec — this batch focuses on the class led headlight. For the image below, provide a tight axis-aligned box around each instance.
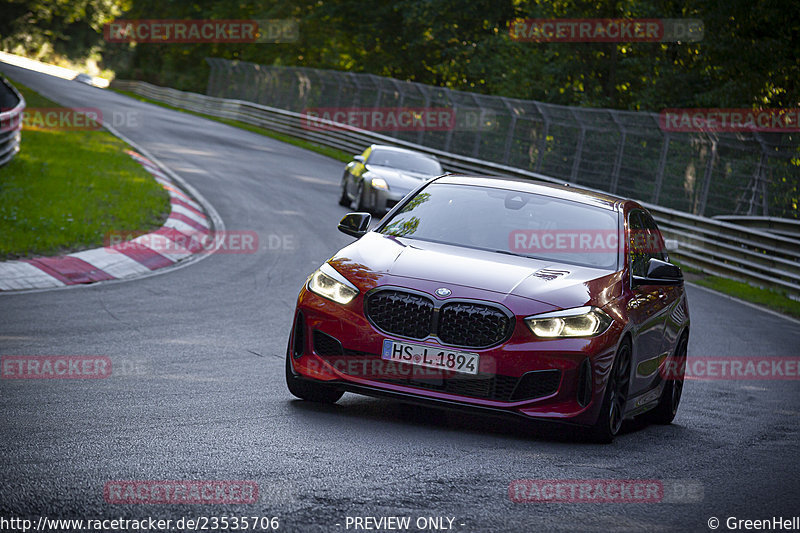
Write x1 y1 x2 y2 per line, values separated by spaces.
525 306 612 338
307 263 359 304
370 177 389 190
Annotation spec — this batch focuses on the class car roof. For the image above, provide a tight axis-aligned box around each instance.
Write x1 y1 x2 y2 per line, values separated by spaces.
369 144 439 160
432 174 627 210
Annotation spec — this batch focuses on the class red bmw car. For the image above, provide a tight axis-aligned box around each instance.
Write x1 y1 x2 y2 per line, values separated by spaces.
286 175 689 442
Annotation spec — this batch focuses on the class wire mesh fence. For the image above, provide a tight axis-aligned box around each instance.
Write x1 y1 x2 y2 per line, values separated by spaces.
205 58 799 219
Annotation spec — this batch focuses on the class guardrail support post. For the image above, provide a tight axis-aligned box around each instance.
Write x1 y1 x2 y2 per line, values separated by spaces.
697 134 718 216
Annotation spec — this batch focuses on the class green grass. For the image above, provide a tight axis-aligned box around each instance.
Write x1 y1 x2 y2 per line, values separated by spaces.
112 89 353 163
693 276 800 319
0 81 170 259
672 260 800 319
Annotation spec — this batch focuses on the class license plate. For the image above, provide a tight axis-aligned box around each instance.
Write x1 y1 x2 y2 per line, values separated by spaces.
381 339 480 375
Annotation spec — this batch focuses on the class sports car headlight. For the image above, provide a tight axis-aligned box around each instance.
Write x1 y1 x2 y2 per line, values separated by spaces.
370 177 389 190
307 263 359 304
525 306 612 338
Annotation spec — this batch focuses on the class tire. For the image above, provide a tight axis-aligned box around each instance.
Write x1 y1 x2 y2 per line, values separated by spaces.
589 338 632 443
285 352 344 404
640 333 687 425
338 174 350 207
350 181 365 211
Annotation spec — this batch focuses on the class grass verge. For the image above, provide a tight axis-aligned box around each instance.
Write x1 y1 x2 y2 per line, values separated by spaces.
0 80 170 260
112 89 353 163
673 260 800 319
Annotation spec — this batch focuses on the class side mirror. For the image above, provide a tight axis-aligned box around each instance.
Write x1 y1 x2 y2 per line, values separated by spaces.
338 212 371 238
353 155 365 163
633 258 683 286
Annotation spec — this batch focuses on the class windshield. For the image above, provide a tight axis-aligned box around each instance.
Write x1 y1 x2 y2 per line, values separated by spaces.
379 183 619 269
367 150 443 175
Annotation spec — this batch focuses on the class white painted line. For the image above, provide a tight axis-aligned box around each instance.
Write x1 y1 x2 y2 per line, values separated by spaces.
0 261 65 290
170 204 208 227
69 247 152 278
173 195 203 212
128 233 190 261
156 184 203 211
164 217 204 234
129 233 192 263
163 186 202 210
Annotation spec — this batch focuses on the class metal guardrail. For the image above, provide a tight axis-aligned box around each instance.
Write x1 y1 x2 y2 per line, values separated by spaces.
0 77 25 167
712 216 800 239
206 59 800 220
112 80 800 298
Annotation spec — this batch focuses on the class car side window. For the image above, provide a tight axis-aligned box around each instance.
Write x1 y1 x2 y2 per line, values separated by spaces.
628 211 649 278
640 212 667 262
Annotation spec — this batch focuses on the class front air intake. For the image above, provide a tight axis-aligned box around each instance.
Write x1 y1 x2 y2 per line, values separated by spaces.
577 358 592 406
292 312 305 359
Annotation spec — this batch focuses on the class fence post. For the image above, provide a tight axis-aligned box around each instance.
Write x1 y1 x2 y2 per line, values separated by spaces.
442 87 456 154
697 133 718 216
651 132 670 204
470 93 483 159
532 102 548 172
607 111 626 193
416 84 432 146
501 98 517 165
569 109 585 183
204 58 217 96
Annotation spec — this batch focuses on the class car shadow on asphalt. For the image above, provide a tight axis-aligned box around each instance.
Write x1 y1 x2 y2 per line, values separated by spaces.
286 395 688 445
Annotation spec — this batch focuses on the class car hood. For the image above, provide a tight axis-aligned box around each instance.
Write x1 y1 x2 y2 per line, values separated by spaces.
328 232 623 309
365 165 436 189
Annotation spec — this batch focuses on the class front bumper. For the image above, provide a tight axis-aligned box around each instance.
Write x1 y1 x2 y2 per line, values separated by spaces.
367 186 410 213
289 282 622 427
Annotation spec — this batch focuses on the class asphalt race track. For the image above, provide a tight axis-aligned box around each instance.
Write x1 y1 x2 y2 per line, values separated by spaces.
1 62 799 533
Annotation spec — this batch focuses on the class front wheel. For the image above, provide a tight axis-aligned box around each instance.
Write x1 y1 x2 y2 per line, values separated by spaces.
285 353 344 404
640 333 687 425
338 174 350 206
350 181 365 211
589 339 632 443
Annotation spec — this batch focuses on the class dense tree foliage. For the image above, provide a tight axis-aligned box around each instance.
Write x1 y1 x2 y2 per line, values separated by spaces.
2 0 797 110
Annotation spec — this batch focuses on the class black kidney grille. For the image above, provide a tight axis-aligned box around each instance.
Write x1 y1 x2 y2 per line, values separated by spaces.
438 302 511 348
366 291 434 339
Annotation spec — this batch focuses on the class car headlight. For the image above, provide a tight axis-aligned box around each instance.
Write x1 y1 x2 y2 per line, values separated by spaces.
307 263 359 304
370 177 389 190
525 306 612 338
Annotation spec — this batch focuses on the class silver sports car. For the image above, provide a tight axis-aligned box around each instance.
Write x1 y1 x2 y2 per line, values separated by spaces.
339 144 444 214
